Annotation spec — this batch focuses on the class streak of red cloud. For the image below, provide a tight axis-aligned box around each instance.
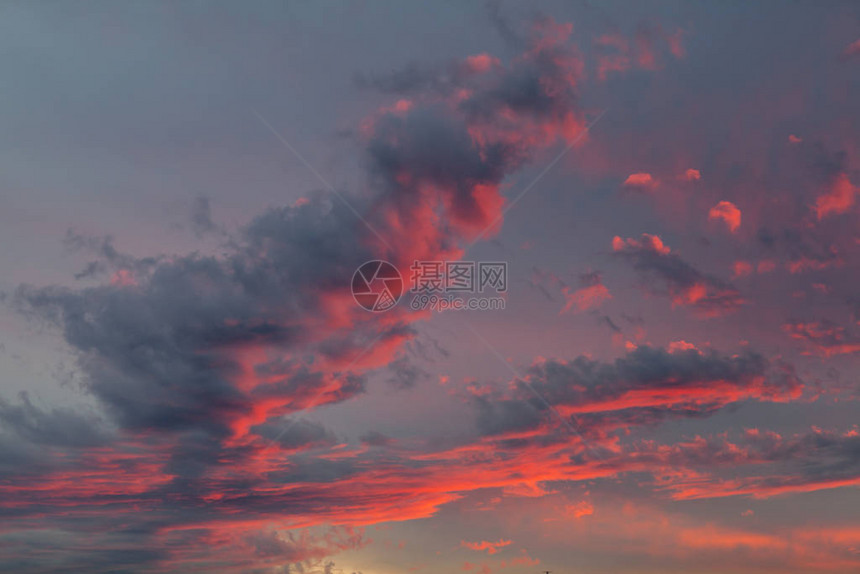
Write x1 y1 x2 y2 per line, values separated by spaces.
783 321 860 356
461 539 512 555
786 251 842 274
678 524 787 552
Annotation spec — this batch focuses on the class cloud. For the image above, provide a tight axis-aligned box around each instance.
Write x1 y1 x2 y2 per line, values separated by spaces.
4 24 592 572
732 261 753 278
783 320 860 356
842 38 860 58
663 427 860 501
708 201 742 233
593 24 685 81
814 173 856 220
623 172 657 189
613 234 744 316
473 344 801 440
560 272 612 313
362 20 588 251
681 168 701 181
461 539 512 555
0 392 108 449
189 195 220 237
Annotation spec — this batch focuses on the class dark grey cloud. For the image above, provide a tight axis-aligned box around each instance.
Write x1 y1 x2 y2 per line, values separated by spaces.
251 418 337 451
189 195 220 238
64 230 163 282
359 430 393 447
613 236 744 316
473 345 802 438
16 195 377 439
0 391 108 448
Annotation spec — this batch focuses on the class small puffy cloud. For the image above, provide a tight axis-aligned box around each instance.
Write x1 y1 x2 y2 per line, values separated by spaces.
623 172 658 189
682 168 701 181
667 340 698 353
464 53 500 73
732 261 753 278
708 201 742 233
788 134 802 144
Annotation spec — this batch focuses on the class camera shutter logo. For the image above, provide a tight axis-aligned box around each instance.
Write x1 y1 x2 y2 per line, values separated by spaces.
351 260 403 312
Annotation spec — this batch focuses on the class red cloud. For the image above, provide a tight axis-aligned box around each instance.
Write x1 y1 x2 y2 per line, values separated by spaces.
2 22 599 571
566 500 595 518
708 201 742 233
681 168 701 181
732 260 753 278
560 273 612 314
623 172 657 189
613 234 743 316
561 283 612 313
814 173 856 219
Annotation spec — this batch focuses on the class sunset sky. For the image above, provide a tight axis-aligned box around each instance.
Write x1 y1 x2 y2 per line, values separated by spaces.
1 2 860 573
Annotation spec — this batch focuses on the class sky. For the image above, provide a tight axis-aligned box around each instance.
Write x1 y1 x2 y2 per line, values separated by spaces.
1 1 860 573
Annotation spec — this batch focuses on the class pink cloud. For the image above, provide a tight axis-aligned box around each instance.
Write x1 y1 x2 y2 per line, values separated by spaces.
732 261 753 278
560 277 612 314
681 168 701 181
623 172 658 189
708 201 742 233
814 173 856 220
464 53 500 73
613 234 743 316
